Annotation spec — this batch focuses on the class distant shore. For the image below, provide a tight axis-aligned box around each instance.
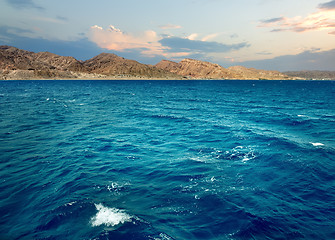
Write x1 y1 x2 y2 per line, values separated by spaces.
0 69 308 81
1 46 334 81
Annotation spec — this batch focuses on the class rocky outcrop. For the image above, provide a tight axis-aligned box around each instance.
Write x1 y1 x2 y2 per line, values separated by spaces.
155 59 292 80
34 52 86 72
83 53 179 79
0 46 85 72
156 59 235 79
227 66 291 80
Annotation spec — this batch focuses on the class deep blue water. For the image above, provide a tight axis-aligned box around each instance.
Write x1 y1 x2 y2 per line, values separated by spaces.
0 80 334 240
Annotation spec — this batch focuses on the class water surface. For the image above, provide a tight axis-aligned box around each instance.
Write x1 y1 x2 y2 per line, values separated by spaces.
0 80 334 239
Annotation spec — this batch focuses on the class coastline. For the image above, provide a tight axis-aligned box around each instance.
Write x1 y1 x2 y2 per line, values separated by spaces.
1 69 311 81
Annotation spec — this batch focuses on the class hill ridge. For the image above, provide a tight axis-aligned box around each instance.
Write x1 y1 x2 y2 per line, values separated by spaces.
1 45 298 80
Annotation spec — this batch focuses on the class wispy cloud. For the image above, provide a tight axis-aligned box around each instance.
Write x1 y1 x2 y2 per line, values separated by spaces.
242 48 335 71
318 0 335 10
159 24 182 30
31 16 67 24
260 17 285 24
258 1 335 34
201 33 221 41
257 51 272 55
159 36 249 53
5 0 44 10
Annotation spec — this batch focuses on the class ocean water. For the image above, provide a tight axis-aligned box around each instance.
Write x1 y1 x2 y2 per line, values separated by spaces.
0 80 334 240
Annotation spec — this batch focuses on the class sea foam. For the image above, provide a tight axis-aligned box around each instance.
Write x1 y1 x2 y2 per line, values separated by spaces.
310 142 324 147
91 204 132 227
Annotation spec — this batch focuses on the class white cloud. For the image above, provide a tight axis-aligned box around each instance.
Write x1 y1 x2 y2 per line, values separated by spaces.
187 33 198 40
91 25 103 30
88 25 167 56
109 25 122 33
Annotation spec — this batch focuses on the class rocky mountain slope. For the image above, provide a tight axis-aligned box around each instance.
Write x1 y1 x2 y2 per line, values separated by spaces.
83 53 178 78
155 59 235 79
0 46 179 80
155 59 291 80
0 45 85 72
1 45 296 80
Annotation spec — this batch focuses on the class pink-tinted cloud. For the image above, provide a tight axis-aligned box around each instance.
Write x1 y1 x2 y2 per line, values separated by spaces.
259 2 335 34
89 25 168 57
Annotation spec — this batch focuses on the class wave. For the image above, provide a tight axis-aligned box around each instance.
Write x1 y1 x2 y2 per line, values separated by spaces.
310 142 324 147
90 203 132 227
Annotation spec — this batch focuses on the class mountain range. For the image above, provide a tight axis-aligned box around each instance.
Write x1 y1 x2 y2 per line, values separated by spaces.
0 45 315 80
284 71 335 80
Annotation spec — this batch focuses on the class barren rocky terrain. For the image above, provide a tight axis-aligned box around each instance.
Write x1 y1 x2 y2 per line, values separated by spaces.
1 45 301 80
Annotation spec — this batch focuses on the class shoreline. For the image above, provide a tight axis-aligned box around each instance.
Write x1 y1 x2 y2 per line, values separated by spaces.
1 78 334 81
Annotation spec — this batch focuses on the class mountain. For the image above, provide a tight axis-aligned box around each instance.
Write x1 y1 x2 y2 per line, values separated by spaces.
1 45 297 80
0 45 92 79
83 53 178 79
155 59 291 80
0 46 179 80
0 45 85 72
284 71 335 80
155 59 235 79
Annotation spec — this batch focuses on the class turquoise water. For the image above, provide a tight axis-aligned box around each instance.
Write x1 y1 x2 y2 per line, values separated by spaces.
0 80 334 239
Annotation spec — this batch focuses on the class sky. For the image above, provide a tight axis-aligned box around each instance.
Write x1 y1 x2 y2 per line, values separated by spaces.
0 0 334 71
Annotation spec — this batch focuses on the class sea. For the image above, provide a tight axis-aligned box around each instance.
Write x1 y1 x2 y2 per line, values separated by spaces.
0 80 334 240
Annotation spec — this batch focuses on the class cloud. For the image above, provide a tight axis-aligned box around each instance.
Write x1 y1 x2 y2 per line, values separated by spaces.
258 3 335 34
201 33 220 41
0 26 103 60
88 25 167 57
241 48 335 71
0 25 41 39
230 33 239 39
56 16 69 22
260 17 285 24
88 25 247 60
187 33 198 40
159 24 182 30
257 51 272 55
159 36 249 53
318 0 335 10
31 16 67 24
5 0 44 10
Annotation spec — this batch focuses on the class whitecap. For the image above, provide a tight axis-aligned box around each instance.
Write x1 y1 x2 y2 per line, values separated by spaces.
189 156 208 163
64 201 76 206
91 203 132 227
310 142 324 147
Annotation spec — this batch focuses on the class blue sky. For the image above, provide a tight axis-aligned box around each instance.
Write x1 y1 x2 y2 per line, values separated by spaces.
0 0 335 71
